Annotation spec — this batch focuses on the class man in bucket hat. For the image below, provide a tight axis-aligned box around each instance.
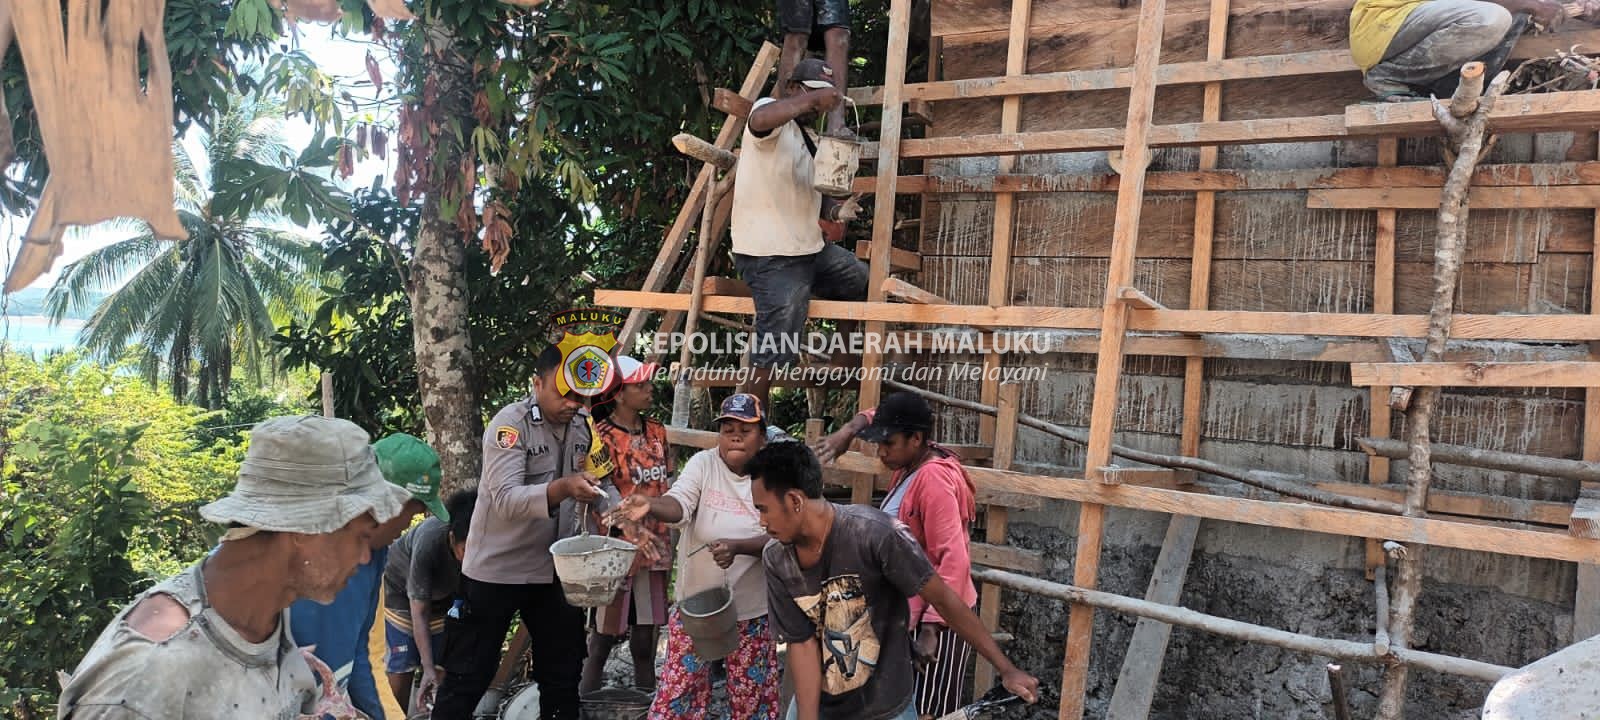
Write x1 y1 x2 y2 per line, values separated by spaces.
290 432 449 719
57 415 412 720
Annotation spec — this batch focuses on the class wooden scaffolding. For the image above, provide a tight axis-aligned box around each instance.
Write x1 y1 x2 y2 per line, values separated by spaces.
600 1 1600 717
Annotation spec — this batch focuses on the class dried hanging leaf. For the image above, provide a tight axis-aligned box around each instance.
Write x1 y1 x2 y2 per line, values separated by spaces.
472 90 493 127
355 124 368 151
337 143 354 179
480 200 512 275
5 0 187 293
364 50 383 92
371 127 389 158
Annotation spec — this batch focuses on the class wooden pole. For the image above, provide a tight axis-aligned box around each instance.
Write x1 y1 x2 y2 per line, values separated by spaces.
1064 0 1168 713
974 568 1514 682
672 173 734 427
1577 126 1600 642
974 382 1021 693
1368 136 1399 578
1376 65 1509 720
1356 437 1600 484
671 133 736 171
321 372 334 418
1327 664 1353 720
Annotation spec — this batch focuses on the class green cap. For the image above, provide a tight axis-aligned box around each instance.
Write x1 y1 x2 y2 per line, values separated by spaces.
372 433 449 522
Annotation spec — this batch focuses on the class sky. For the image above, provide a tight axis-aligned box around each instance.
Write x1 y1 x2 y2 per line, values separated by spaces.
1 23 397 295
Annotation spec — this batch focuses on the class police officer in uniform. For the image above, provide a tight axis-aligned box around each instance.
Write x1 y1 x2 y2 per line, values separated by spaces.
432 345 621 720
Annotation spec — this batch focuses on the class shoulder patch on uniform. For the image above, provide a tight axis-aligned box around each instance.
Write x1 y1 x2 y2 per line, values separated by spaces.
495 426 520 449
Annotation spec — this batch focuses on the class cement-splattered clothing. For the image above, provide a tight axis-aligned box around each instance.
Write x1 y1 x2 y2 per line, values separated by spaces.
57 563 317 719
1357 0 1514 97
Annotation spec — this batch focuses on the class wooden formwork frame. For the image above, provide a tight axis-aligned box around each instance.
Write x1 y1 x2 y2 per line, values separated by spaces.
596 7 1600 718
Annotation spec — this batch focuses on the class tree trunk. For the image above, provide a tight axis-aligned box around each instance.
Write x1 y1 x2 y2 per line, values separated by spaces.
407 29 483 492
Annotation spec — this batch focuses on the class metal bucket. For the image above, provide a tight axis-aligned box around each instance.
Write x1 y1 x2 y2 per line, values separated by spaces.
680 585 739 661
579 688 652 720
551 534 638 607
812 134 861 197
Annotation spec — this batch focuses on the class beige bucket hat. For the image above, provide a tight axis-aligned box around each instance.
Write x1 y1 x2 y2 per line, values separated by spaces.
201 415 412 535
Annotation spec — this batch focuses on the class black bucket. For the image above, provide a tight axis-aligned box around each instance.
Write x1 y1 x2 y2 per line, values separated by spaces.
579 688 652 720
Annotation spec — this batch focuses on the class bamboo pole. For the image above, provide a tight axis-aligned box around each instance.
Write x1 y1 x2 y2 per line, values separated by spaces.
671 172 734 427
1376 63 1508 720
973 568 1513 682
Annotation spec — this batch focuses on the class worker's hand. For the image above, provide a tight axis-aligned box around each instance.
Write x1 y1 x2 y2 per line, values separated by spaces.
812 427 855 465
1001 667 1040 704
809 85 845 114
416 666 441 709
630 529 666 567
913 624 940 669
609 494 653 524
553 471 603 504
1531 0 1565 28
834 194 863 223
709 539 740 569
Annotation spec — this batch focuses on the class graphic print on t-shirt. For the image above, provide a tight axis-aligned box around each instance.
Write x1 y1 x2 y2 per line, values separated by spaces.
794 574 880 694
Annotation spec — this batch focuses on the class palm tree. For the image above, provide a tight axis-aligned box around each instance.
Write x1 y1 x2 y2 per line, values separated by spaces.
45 97 329 408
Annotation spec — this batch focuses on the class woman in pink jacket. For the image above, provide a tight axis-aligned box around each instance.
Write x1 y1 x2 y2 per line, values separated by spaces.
813 391 978 719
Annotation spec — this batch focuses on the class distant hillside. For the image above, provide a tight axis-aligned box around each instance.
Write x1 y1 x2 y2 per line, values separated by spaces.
3 287 106 320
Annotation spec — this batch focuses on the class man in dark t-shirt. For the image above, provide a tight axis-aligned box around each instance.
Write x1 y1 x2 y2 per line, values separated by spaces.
750 442 1039 720
382 489 477 713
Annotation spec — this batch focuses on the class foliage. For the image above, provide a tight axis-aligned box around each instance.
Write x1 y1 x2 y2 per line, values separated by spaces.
0 352 250 711
43 96 340 409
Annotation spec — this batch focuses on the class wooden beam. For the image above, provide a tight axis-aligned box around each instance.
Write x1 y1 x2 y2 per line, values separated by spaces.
854 241 922 272
858 0 912 416
671 133 735 171
975 382 1021 693
698 276 750 297
883 277 949 305
1098 467 1196 487
1310 186 1600 210
972 541 1044 573
599 290 1600 341
1346 89 1600 136
1369 136 1399 578
895 115 1348 160
616 43 780 351
1580 151 1600 641
711 87 752 118
847 49 1354 106
1350 362 1600 388
1569 495 1600 540
1105 515 1202 719
1313 482 1572 527
819 451 1600 564
1117 286 1166 310
1067 0 1168 714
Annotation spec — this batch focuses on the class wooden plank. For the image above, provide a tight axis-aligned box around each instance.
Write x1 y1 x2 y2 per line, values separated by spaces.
711 87 753 118
1579 169 1600 640
848 49 1351 106
884 277 950 305
859 0 913 417
1118 286 1166 310
1368 138 1398 577
598 289 1600 340
972 541 1045 573
699 276 750 297
1314 482 1572 527
894 115 1349 159
854 161 1600 196
1105 515 1202 720
1310 186 1600 210
975 382 1022 693
854 241 923 272
822 452 1600 565
1350 362 1600 388
616 43 780 351
1067 0 1169 715
977 0 1033 458
1347 89 1600 136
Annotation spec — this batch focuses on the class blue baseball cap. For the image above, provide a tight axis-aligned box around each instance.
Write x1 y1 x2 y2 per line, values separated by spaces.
715 393 765 425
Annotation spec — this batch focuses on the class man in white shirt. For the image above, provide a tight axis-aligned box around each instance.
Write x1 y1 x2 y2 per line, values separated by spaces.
732 58 867 413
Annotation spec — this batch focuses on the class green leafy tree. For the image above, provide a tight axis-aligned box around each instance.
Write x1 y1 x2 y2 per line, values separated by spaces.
0 352 251 713
43 97 345 409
